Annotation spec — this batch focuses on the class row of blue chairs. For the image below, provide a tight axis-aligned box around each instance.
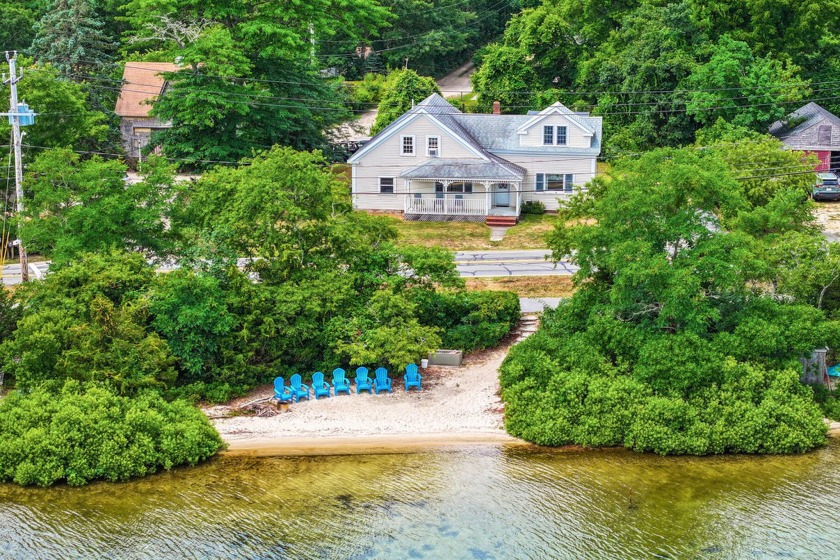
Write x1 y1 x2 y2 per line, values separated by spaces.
273 365 422 403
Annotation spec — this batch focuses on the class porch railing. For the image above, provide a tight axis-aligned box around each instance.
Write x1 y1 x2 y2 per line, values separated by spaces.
404 194 487 216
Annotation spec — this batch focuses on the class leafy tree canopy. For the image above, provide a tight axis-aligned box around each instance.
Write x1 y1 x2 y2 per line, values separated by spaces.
20 149 175 265
502 143 840 455
371 69 440 134
0 62 107 154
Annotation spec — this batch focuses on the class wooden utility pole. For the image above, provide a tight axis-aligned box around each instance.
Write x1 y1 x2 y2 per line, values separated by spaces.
4 51 27 282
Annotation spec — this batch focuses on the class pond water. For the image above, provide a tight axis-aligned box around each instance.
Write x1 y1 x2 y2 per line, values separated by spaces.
2 440 840 559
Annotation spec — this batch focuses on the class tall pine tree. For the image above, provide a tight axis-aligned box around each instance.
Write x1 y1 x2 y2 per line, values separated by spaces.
29 0 115 80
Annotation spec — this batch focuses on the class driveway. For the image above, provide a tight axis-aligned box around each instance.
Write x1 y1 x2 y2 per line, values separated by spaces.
334 61 476 143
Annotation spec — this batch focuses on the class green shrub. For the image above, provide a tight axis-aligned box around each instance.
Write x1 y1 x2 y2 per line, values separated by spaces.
412 290 520 352
812 384 840 420
0 381 223 486
0 287 20 340
347 72 389 111
520 200 546 215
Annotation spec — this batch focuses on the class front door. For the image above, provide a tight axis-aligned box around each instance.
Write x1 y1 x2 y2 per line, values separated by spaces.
493 183 510 207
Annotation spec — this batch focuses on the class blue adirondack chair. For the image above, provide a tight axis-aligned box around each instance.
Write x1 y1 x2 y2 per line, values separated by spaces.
312 372 331 399
373 367 392 394
273 377 294 403
355 367 373 394
332 368 351 395
404 363 422 392
290 373 310 402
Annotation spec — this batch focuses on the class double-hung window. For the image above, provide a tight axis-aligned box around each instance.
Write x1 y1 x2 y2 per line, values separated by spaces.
536 173 575 193
542 125 568 145
401 135 415 156
427 136 440 157
379 177 395 194
543 125 554 145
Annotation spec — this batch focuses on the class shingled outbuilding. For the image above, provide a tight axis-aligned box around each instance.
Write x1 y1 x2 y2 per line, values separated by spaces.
769 102 840 172
114 62 179 163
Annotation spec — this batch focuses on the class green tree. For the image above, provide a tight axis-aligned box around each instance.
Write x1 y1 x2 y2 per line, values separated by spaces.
501 145 837 455
472 44 538 112
332 288 442 369
685 36 809 131
0 288 20 341
29 0 115 80
123 0 389 167
0 62 107 153
149 270 237 377
0 2 37 52
0 252 177 395
20 149 174 265
371 69 440 134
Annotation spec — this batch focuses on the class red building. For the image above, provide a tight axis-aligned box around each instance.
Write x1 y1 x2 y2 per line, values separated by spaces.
769 102 840 172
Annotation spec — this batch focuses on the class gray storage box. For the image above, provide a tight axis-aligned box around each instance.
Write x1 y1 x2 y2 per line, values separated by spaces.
428 349 463 366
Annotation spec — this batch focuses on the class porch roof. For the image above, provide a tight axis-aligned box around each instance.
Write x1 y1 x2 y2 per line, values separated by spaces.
399 158 525 181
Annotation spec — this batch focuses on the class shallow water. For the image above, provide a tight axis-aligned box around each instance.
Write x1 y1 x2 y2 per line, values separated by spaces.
2 440 840 559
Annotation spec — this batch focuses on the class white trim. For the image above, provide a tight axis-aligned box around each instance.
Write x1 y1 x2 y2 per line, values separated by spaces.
591 158 597 177
400 134 416 156
378 176 396 194
490 149 600 157
347 112 424 163
426 135 441 157
351 164 357 207
517 104 595 137
535 171 575 194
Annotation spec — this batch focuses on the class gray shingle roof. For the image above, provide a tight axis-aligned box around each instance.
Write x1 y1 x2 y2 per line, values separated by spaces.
769 102 840 149
400 158 525 181
348 93 602 164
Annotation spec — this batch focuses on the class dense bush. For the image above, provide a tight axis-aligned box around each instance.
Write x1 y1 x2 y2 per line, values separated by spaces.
0 287 20 341
520 200 546 215
0 381 223 486
501 147 840 456
812 385 840 421
347 73 389 111
411 290 520 352
502 308 829 455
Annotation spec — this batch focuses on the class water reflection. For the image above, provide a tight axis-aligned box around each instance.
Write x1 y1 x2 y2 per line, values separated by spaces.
1 442 838 559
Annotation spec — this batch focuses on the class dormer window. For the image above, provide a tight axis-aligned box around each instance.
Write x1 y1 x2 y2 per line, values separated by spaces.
543 125 554 145
401 135 415 155
427 136 440 157
543 125 568 145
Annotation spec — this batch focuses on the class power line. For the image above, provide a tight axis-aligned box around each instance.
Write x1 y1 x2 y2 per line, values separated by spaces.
54 68 840 111
30 57 840 99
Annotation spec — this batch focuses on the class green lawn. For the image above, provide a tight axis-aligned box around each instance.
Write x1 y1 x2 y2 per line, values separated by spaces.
385 213 557 251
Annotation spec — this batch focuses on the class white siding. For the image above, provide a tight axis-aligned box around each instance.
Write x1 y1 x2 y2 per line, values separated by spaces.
500 153 597 211
519 114 592 149
352 113 484 211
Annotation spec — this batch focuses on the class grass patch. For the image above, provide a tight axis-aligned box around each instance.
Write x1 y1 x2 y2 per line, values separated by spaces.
465 275 575 298
387 213 557 251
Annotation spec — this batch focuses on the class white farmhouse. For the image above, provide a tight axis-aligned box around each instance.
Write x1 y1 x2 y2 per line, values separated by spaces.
347 94 602 226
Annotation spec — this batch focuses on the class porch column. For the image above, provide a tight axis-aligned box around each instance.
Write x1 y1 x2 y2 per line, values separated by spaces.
483 181 491 214
515 182 522 215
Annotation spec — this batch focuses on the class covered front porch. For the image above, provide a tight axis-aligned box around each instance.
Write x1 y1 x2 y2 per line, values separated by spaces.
400 159 525 222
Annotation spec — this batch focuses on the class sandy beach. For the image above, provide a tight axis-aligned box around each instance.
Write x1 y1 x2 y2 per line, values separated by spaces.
208 316 539 455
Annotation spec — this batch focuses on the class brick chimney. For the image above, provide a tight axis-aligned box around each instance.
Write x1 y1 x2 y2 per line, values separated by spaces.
492 101 501 115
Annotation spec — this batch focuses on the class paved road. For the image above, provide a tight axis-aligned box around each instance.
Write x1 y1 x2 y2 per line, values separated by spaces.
1 261 49 286
454 250 577 277
2 250 576 286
